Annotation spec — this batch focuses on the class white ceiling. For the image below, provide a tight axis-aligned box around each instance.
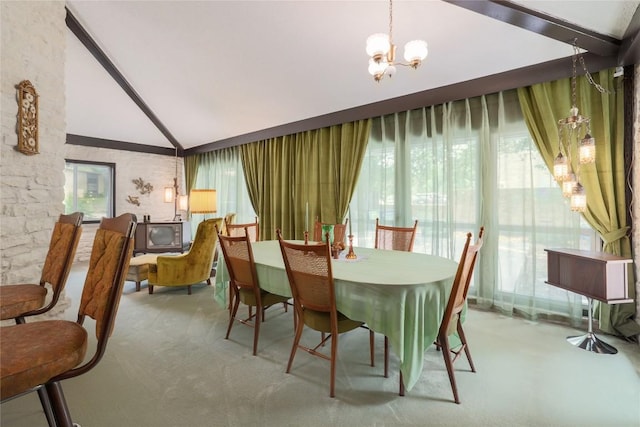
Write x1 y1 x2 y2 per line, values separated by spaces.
65 0 640 151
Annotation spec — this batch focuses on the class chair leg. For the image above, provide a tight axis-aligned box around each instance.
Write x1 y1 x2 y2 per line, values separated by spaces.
384 336 389 378
148 285 154 295
457 322 476 372
37 386 55 427
46 381 74 427
225 289 241 340
399 371 405 396
253 303 262 356
286 312 305 374
369 330 374 367
187 285 192 295
440 334 460 404
329 332 337 398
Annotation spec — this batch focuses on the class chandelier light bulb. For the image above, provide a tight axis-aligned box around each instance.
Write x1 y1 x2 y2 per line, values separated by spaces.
579 133 596 164
553 152 569 181
403 40 428 67
562 172 576 198
570 182 587 212
386 64 397 78
366 33 391 61
368 58 388 80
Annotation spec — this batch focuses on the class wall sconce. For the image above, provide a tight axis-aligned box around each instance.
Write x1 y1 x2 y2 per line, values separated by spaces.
178 195 189 212
164 185 174 203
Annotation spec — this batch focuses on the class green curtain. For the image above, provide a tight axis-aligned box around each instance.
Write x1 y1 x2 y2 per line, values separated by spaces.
241 119 371 240
517 69 639 337
184 154 200 196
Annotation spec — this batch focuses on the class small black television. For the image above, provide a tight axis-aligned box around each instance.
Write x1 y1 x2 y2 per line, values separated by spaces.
134 221 191 254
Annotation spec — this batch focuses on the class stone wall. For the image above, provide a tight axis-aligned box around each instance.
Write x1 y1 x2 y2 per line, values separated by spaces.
1 1 67 285
64 144 182 262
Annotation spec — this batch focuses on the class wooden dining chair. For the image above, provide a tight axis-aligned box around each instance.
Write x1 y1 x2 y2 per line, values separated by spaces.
0 213 136 427
277 230 382 398
0 212 83 324
374 218 418 252
433 226 484 403
374 218 418 382
217 226 290 355
313 216 348 246
225 216 259 242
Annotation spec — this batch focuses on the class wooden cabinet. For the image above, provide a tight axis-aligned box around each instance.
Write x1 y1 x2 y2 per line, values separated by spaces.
134 221 191 255
545 248 633 304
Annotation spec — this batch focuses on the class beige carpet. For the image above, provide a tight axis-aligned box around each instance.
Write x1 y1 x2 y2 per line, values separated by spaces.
2 264 639 427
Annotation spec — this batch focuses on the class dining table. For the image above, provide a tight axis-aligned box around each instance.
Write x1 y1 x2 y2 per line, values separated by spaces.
213 240 458 393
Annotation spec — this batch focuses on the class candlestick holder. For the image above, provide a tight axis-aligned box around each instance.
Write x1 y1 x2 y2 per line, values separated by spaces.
346 234 357 259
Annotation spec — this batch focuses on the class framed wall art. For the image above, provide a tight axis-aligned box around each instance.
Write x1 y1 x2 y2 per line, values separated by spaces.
16 80 39 155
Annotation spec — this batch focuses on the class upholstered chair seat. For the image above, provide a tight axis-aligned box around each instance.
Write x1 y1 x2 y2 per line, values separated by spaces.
0 285 47 320
0 320 87 400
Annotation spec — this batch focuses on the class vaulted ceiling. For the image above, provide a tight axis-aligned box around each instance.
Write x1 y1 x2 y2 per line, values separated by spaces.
65 1 640 156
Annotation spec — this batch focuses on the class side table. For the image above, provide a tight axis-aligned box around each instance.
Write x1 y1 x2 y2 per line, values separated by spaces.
545 248 633 354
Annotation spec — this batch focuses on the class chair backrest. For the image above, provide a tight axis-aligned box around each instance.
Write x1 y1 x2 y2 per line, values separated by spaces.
222 212 236 234
277 230 335 313
185 218 222 277
36 212 84 313
374 218 418 252
438 227 484 337
217 227 260 293
313 217 348 245
66 213 136 379
226 217 259 242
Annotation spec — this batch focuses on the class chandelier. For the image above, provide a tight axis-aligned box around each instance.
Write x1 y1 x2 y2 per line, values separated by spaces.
553 40 605 213
365 0 428 82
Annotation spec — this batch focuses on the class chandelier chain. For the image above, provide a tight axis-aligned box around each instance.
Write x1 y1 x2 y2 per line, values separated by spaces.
388 0 394 45
572 40 612 95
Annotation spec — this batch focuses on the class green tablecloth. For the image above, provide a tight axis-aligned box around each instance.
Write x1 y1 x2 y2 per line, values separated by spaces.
214 240 458 392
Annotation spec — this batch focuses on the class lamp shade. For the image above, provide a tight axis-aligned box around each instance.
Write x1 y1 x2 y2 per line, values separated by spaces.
190 189 217 214
403 40 428 63
366 33 391 58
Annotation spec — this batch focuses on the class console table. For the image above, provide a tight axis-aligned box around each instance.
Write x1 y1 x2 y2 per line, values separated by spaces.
545 248 633 354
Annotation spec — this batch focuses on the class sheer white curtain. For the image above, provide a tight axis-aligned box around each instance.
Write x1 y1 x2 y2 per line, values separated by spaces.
193 147 256 228
351 90 593 325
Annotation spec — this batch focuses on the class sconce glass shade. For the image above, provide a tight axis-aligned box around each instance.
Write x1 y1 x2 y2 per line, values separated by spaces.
579 134 596 164
570 182 587 212
403 40 428 65
366 33 391 59
553 152 569 181
562 173 577 198
178 195 189 211
164 186 174 203
189 189 217 214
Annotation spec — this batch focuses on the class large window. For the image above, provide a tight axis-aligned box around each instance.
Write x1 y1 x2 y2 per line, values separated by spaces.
64 160 115 222
350 91 595 324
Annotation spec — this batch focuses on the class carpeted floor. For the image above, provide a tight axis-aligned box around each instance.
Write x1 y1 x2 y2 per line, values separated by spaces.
2 263 639 427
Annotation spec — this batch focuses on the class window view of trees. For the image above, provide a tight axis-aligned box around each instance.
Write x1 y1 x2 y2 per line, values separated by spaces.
64 160 115 222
